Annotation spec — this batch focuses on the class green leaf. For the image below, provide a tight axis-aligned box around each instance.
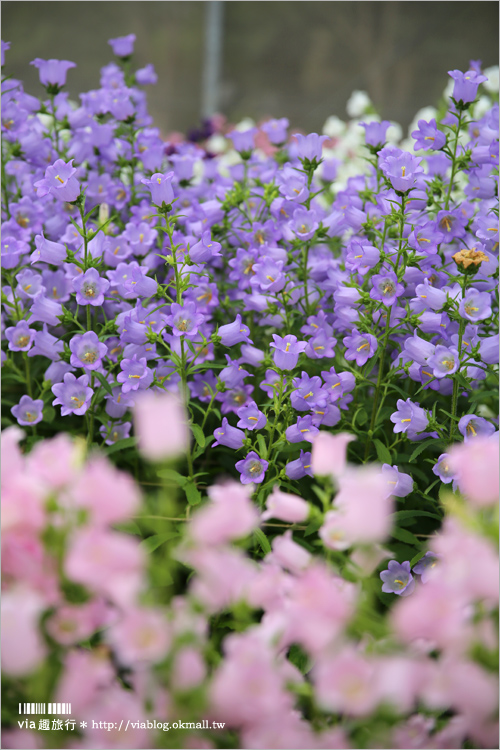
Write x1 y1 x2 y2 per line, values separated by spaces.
256 434 268 460
156 469 188 487
43 405 55 423
104 436 137 455
304 517 323 537
391 509 441 523
410 549 427 567
253 527 272 555
391 527 419 546
94 370 113 396
409 439 443 463
373 438 392 465
139 532 178 553
190 423 205 448
287 644 311 674
439 408 460 422
68 216 85 237
185 482 202 506
356 408 368 426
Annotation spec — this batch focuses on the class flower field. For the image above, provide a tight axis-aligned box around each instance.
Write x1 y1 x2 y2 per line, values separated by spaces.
1 34 499 750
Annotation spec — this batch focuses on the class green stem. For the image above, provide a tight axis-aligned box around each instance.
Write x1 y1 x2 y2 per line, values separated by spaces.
23 353 33 398
444 109 463 211
87 373 95 448
180 337 194 481
266 372 286 461
365 198 406 460
201 390 218 431
449 318 465 444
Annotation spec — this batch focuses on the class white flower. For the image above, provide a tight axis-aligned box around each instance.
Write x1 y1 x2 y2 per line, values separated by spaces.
346 90 372 118
323 115 346 138
483 65 499 93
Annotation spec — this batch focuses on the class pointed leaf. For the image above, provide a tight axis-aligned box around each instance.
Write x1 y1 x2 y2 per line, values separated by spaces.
94 370 113 396
140 532 178 553
185 482 202 506
156 469 188 487
104 436 137 455
253 527 272 555
373 438 392 465
190 423 205 448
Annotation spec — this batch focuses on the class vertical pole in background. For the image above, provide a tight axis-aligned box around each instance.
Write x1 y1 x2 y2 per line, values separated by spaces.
201 0 224 120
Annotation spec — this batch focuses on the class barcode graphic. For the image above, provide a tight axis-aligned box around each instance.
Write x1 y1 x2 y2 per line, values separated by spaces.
19 703 72 715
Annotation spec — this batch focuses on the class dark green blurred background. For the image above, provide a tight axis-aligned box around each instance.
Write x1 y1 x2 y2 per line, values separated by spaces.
3 1 498 135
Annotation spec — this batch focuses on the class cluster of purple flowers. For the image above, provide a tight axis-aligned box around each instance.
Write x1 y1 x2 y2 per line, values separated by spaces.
1 40 498 495
380 552 439 597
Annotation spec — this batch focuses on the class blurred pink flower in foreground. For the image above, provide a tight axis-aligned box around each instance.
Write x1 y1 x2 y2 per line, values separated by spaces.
133 390 189 461
447 435 499 506
311 431 355 477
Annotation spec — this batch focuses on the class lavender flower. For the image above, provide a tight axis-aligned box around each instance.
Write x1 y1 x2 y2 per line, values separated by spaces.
261 117 289 145
432 454 456 484
69 332 108 370
412 552 439 583
236 402 267 431
73 268 110 306
189 231 222 263
235 451 269 485
34 159 80 202
11 395 44 426
381 464 414 498
141 171 174 206
117 355 154 394
448 69 487 103
360 120 391 148
108 34 136 58
30 58 76 87
390 398 429 437
459 289 492 322
343 329 378 366
52 373 94 416
285 449 313 480
293 132 328 162
380 560 415 596
167 302 205 338
5 320 35 352
290 373 328 411
427 345 460 378
99 420 132 446
458 414 496 441
213 418 245 449
218 314 252 347
270 334 307 370
285 415 319 444
370 270 404 306
227 128 257 154
411 119 446 151
380 149 422 192
30 232 66 265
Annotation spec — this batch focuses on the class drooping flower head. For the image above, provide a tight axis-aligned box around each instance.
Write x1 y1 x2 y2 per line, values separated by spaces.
448 69 488 104
270 334 307 370
141 171 175 207
30 58 76 88
108 34 136 58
